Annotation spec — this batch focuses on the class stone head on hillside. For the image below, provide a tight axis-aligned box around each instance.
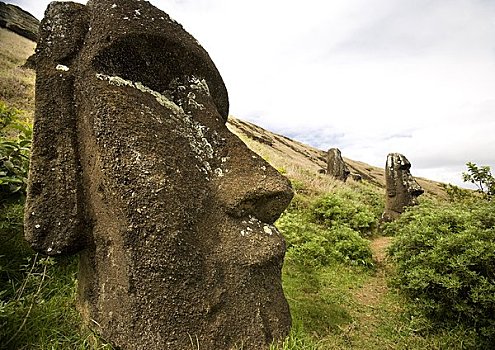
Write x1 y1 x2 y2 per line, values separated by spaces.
24 1 293 348
327 148 350 181
382 153 423 221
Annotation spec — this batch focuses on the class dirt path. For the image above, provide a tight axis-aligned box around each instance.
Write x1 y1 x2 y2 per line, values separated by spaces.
354 236 392 307
370 236 392 265
337 236 395 348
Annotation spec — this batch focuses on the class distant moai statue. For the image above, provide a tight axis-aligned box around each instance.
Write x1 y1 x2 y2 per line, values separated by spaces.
327 148 350 181
382 153 424 221
24 0 293 349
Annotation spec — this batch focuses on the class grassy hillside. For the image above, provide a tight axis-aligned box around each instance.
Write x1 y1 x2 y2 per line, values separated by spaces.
0 28 35 119
1 27 493 349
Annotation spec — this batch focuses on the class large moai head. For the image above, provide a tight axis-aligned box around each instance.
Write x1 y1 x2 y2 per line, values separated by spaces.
327 148 350 181
383 153 424 221
24 1 293 348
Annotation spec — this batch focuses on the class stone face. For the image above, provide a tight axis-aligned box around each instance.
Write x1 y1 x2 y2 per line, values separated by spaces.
382 153 424 221
24 1 293 349
0 1 39 41
326 148 350 181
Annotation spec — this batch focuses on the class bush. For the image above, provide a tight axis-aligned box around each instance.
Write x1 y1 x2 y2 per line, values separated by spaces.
310 185 381 236
0 101 32 197
277 211 373 268
387 200 495 344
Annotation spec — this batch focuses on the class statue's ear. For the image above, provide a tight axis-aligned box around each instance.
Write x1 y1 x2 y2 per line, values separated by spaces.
24 2 90 256
24 73 90 256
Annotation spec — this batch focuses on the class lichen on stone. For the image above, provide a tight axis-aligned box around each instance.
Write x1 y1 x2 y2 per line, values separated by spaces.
56 64 69 71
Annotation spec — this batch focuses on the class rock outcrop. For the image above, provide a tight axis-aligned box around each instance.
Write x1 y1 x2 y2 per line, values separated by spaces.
382 153 424 221
0 2 39 41
327 148 350 181
24 1 293 349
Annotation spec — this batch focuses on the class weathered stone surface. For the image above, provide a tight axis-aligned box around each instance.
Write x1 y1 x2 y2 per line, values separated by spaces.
0 1 39 41
24 1 293 349
382 153 423 221
326 148 350 181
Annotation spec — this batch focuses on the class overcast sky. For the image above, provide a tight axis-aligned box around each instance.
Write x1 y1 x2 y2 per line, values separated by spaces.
9 0 495 187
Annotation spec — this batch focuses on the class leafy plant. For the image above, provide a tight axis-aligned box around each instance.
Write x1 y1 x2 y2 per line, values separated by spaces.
462 162 495 198
277 211 373 268
387 199 495 345
310 186 381 236
441 183 479 203
0 101 32 197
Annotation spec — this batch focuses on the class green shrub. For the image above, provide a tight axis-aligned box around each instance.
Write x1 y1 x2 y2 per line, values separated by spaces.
277 211 373 268
462 162 495 198
388 200 495 344
310 186 381 236
0 101 32 197
442 183 480 203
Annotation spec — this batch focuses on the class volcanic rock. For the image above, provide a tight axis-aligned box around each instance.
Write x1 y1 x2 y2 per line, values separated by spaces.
0 2 39 41
24 1 293 349
327 148 350 181
382 153 423 221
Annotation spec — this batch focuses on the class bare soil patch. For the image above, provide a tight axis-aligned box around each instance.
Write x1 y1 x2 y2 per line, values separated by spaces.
354 236 392 308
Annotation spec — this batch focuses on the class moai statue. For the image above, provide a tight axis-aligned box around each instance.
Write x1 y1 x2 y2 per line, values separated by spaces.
327 148 350 181
24 1 293 349
382 153 424 221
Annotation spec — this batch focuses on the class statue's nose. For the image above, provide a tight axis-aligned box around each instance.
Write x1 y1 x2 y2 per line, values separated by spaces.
407 176 424 197
410 183 424 197
214 137 293 224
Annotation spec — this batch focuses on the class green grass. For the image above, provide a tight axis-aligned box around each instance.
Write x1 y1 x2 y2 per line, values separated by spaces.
0 198 111 349
272 256 481 349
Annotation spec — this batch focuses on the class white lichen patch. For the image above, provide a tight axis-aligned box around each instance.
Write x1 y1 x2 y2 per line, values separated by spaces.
96 73 217 177
189 76 211 96
96 73 184 115
240 215 278 237
263 226 273 235
186 91 205 110
387 155 394 171
214 168 224 177
56 64 69 71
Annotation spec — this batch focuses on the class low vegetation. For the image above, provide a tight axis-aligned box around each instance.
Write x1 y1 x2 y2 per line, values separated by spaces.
386 197 495 347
